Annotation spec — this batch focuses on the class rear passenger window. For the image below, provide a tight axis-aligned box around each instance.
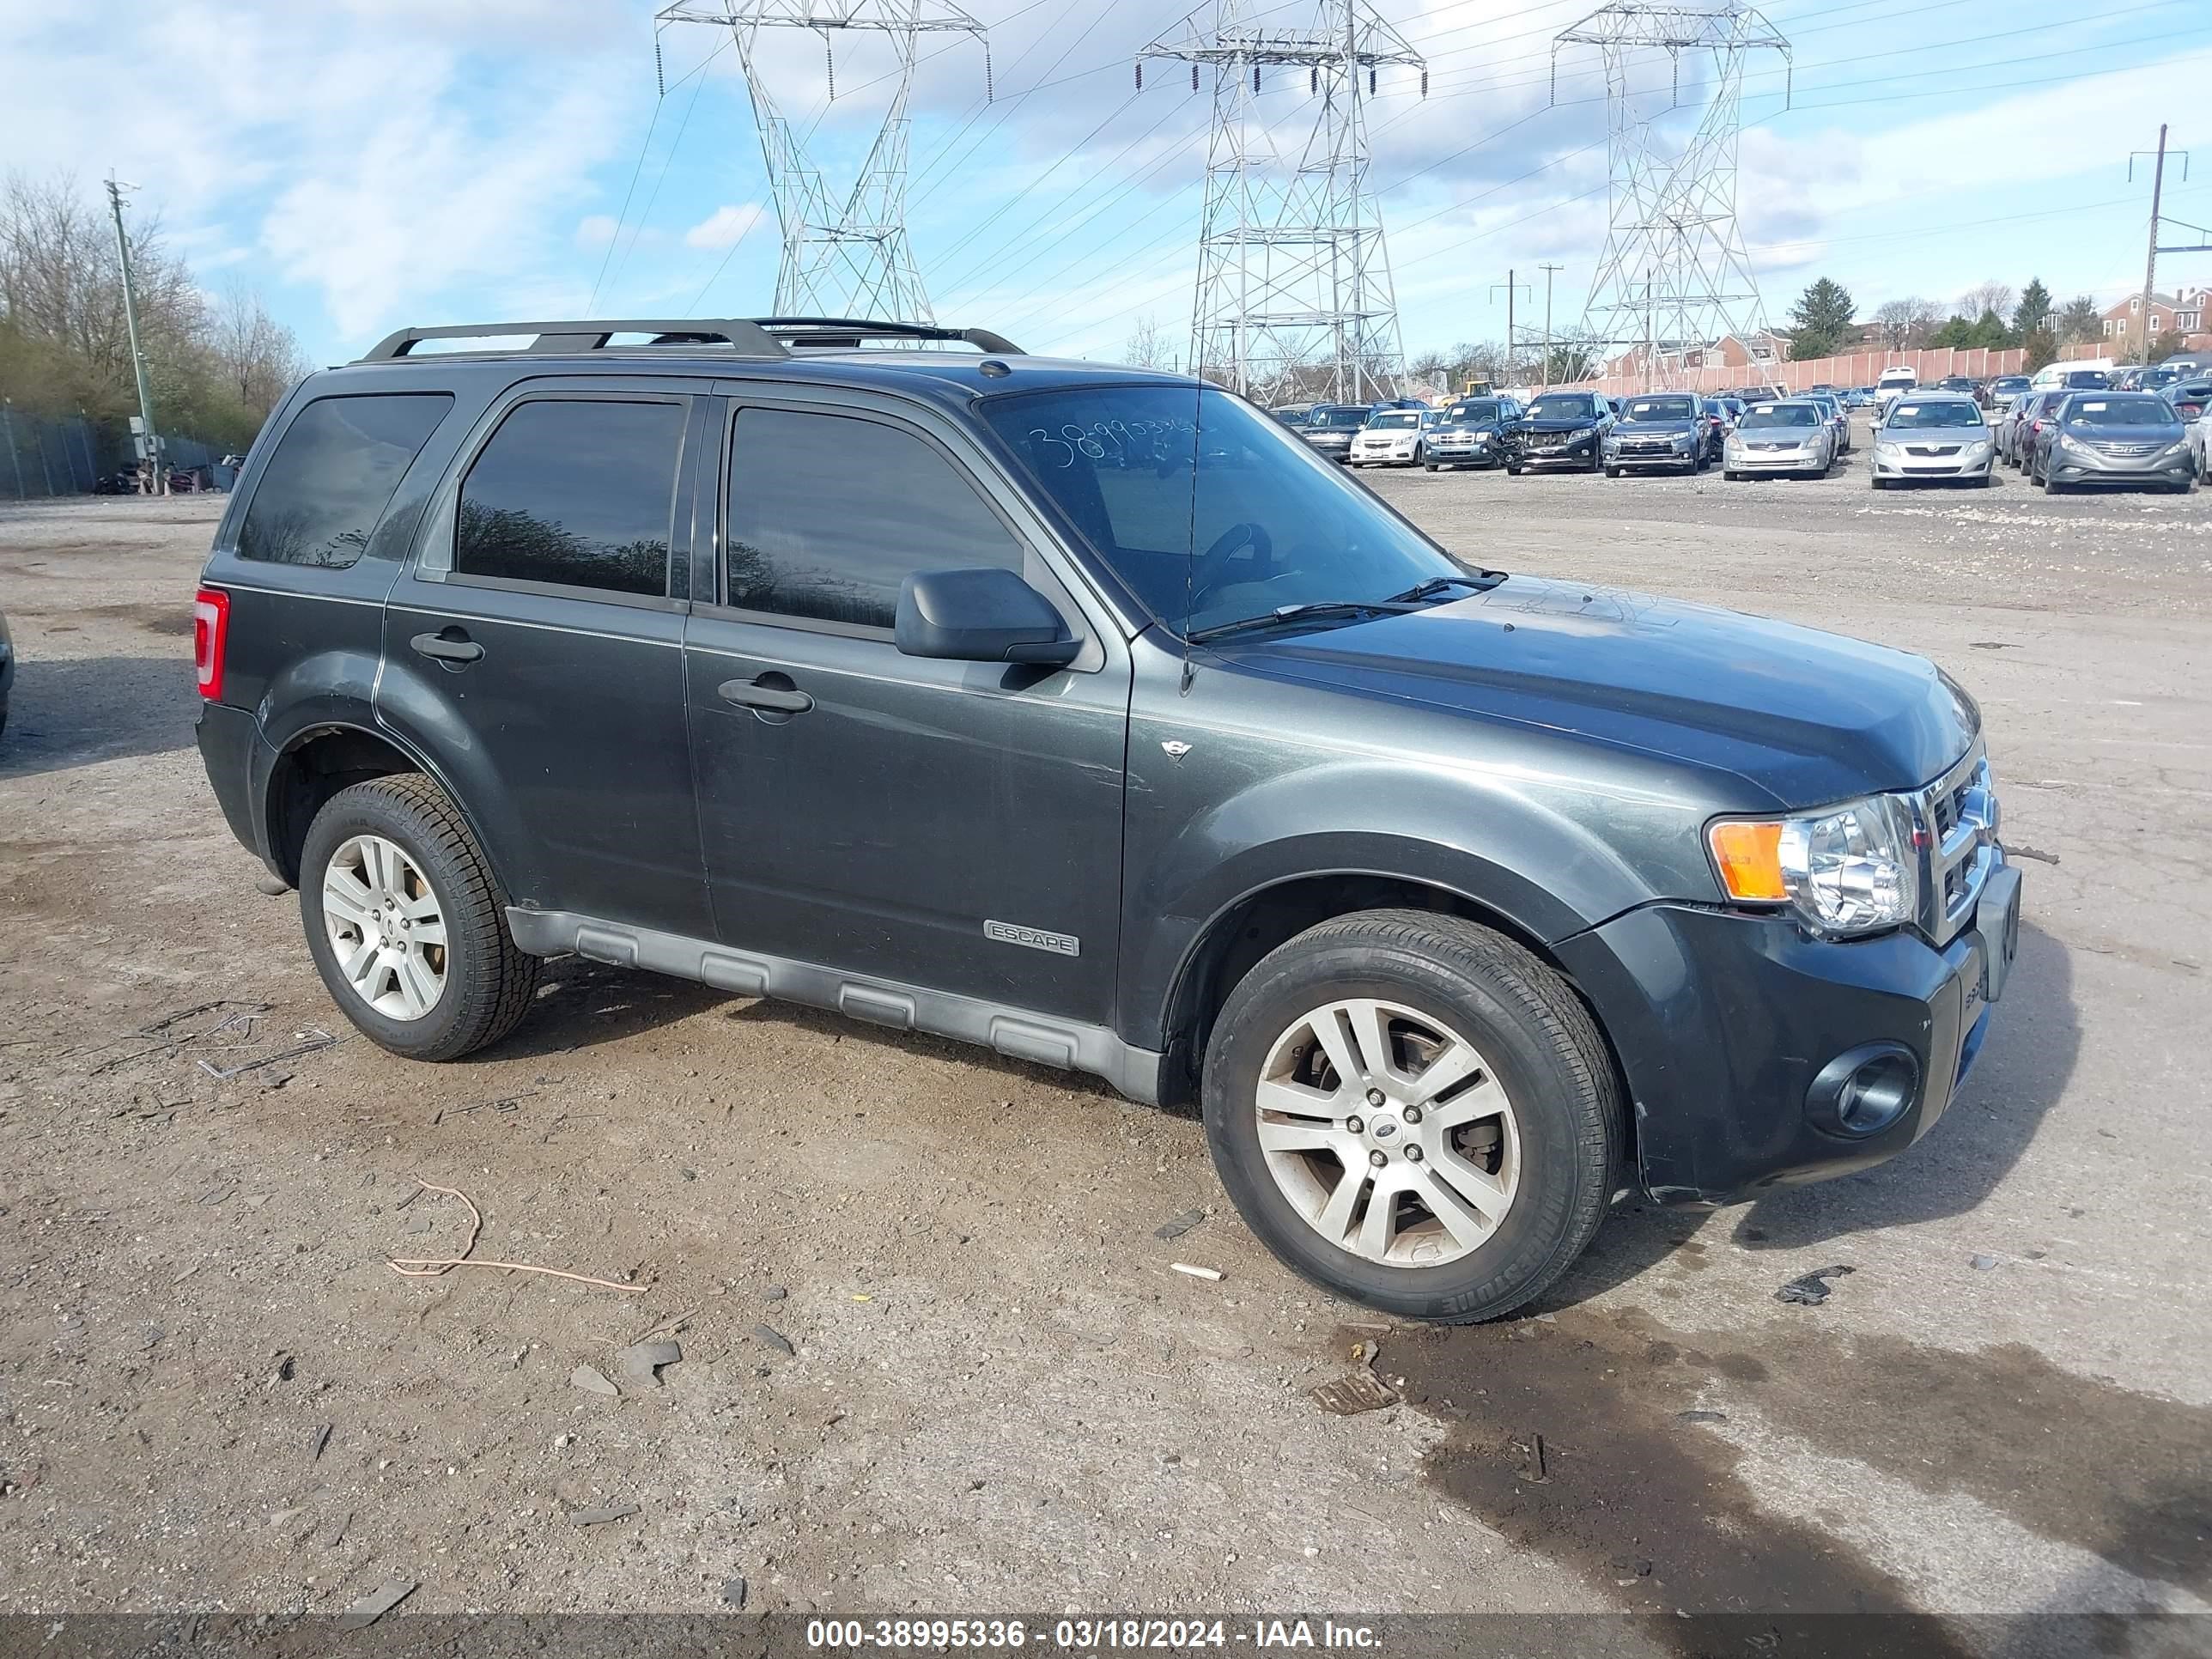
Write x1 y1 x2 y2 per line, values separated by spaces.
456 399 685 598
725 408 1023 629
238 394 453 568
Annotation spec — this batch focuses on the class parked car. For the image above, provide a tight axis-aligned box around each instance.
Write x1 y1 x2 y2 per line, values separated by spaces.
191 313 2020 1325
1423 394 1522 471
1869 395 1994 489
1722 399 1836 479
1297 404 1372 463
1804 391 1852 454
2027 390 2197 494
2027 364 2111 396
1842 386 1875 409
0 607 12 738
1271 404 1314 428
1601 393 1717 476
1998 390 2060 469
2186 394 2211 483
1505 390 1614 473
2118 365 2180 393
2165 380 2212 423
1350 407 1435 468
1705 393 1746 430
1982 374 2031 416
1875 367 1920 403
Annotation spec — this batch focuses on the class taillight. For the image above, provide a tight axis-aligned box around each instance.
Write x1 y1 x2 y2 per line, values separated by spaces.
193 587 230 702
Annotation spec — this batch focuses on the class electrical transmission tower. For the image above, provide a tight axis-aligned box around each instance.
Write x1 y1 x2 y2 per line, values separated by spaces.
1141 0 1425 404
658 0 988 321
1552 4 1788 383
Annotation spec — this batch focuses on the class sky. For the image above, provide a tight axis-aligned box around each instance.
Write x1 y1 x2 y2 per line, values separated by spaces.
3 0 2209 372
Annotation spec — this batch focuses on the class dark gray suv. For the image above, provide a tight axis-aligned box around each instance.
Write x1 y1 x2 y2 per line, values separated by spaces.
194 316 2021 1322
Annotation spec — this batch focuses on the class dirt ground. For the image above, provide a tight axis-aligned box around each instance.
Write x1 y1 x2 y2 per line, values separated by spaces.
1 441 2207 1644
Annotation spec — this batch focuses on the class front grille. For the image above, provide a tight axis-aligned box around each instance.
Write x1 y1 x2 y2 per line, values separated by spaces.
1528 432 1572 449
1908 747 1996 946
1619 440 1673 455
2087 440 2159 459
1905 445 1962 457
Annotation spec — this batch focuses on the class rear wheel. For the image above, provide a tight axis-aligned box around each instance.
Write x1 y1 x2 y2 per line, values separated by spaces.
300 774 539 1062
1202 909 1620 1322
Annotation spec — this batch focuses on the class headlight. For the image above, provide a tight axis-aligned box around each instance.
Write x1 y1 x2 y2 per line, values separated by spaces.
2163 439 2191 458
1875 441 1901 456
2058 432 2087 453
1707 798 1918 936
1570 426 1595 441
1966 441 1990 457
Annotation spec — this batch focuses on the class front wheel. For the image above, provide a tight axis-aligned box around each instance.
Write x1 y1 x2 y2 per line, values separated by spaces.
1505 464 1522 477
1201 909 1621 1322
1604 465 1621 479
1425 461 1439 472
300 773 540 1062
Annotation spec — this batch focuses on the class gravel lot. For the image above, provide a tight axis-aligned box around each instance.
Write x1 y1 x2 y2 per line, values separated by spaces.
1 441 2207 1642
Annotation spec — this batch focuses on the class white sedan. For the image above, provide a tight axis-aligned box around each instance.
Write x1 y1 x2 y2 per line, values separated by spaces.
1348 409 1432 467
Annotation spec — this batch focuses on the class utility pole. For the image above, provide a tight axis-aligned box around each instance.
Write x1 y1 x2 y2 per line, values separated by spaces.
1538 262 1565 388
105 175 164 495
1492 269 1530 388
2141 125 2168 343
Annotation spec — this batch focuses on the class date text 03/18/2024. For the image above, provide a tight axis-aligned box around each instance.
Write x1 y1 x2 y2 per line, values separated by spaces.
803 1619 1382 1650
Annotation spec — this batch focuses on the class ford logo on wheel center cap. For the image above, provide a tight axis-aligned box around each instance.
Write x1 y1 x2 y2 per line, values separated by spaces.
1373 1121 1398 1139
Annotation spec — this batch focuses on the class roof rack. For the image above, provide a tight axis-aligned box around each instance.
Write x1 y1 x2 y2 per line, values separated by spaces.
751 318 1025 356
356 317 1025 364
357 319 790 362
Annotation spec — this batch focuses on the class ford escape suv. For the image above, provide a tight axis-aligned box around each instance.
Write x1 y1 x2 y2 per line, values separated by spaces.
194 316 2021 1323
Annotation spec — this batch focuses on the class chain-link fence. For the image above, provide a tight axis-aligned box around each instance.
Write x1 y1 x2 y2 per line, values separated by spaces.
0 406 238 500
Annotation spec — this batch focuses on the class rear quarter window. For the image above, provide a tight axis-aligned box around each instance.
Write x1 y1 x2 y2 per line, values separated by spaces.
237 393 453 568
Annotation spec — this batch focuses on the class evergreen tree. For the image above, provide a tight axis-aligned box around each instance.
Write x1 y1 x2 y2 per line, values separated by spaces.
2013 278 2052 341
1785 276 1856 361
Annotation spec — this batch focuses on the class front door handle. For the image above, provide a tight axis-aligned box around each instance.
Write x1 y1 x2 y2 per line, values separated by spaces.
411 629 484 665
718 676 814 714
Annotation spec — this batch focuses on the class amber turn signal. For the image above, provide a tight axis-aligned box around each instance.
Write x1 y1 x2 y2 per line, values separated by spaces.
1708 819 1787 902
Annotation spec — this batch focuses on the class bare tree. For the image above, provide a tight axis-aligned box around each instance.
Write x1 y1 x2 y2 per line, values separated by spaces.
210 278 308 418
1871 297 1943 351
1124 314 1178 372
1958 281 2016 325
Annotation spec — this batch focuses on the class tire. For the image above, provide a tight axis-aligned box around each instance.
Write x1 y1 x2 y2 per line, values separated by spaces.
1604 465 1621 479
299 773 540 1062
1870 476 1887 490
2042 469 2065 495
1425 462 1439 472
1505 464 1522 477
1972 472 1991 489
1723 469 1740 482
1201 908 1621 1323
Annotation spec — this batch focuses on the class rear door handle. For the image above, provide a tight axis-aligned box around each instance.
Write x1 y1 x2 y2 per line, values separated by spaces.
718 676 813 714
411 630 484 665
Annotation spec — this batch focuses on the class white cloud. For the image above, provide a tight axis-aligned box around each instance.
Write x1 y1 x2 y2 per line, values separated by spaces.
685 203 768 249
575 215 620 251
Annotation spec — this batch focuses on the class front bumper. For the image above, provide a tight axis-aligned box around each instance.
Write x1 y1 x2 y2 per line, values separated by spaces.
1303 438 1354 461
1607 438 1701 470
1556 861 2021 1204
1428 436 1498 466
1871 447 1994 481
1729 447 1822 472
1518 432 1599 465
1351 442 1419 465
2045 453 2193 486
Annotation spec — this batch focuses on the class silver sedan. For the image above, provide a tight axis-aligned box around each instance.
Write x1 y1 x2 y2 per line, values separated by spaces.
1722 400 1837 479
1869 396 1995 489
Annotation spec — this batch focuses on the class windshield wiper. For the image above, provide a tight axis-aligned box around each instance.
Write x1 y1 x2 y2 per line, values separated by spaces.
1385 570 1509 604
1188 600 1415 643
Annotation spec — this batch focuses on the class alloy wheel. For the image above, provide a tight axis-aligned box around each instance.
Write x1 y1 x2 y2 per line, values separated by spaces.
320 834 448 1021
1254 998 1520 1268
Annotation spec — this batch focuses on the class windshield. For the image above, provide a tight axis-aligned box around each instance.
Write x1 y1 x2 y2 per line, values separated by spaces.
1445 399 1502 423
1527 395 1595 420
1740 404 1820 428
1884 401 1984 430
1624 397 1696 420
1314 409 1367 429
2065 395 2176 427
982 385 1467 636
2063 371 2111 389
1992 378 2029 392
1368 412 1421 430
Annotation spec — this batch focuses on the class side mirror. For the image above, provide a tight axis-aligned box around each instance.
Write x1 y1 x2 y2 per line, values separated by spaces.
896 567 1082 667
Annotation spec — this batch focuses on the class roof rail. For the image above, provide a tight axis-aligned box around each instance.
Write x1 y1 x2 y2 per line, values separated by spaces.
752 317 1025 356
356 319 790 363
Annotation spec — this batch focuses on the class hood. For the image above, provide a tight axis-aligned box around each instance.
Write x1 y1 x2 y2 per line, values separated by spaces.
2062 420 2187 441
1521 410 1604 432
1213 575 1974 807
1438 417 1505 434
1613 418 1701 436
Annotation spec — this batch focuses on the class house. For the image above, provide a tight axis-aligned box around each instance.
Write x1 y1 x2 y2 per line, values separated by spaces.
2101 287 2209 352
